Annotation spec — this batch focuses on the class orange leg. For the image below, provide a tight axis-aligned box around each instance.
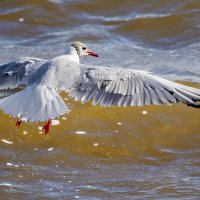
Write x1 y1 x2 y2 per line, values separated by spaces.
42 119 51 135
16 119 22 128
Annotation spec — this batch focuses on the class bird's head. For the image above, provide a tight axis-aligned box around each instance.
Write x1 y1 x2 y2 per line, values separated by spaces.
70 41 99 58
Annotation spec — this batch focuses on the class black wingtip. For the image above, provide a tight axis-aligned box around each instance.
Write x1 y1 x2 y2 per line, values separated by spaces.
187 103 200 108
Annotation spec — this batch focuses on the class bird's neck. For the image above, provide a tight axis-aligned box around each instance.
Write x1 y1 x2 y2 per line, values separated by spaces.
69 46 80 63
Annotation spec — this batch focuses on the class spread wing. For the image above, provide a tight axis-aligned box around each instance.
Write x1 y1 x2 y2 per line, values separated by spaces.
0 57 47 90
68 64 200 108
1 61 200 123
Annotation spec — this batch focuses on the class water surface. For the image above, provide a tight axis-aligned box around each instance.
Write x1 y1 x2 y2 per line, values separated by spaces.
0 0 200 199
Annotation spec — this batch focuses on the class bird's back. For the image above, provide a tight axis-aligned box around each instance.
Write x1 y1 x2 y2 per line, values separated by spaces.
28 55 82 91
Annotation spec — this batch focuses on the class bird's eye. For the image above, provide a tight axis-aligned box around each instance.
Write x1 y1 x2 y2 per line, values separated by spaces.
82 47 86 50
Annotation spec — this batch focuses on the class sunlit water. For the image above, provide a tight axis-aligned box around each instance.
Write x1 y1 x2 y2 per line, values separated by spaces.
0 0 200 199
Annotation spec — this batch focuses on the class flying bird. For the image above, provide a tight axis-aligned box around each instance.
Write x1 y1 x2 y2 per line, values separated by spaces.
0 42 199 134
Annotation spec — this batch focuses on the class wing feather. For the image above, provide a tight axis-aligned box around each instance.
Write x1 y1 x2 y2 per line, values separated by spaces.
0 57 46 90
67 64 200 108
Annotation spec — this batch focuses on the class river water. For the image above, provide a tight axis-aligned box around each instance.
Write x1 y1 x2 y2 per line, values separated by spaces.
0 0 200 199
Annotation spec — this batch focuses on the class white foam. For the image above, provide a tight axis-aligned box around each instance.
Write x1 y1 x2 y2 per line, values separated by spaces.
48 147 54 151
1 139 13 144
23 131 28 135
51 120 60 126
93 143 99 147
6 162 19 168
75 131 86 135
18 18 24 22
6 162 13 166
142 110 148 115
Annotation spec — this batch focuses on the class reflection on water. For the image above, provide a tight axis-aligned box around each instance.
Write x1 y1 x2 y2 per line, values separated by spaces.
0 0 200 199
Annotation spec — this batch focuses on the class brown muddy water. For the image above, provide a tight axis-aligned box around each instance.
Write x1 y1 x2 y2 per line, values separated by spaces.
0 0 200 199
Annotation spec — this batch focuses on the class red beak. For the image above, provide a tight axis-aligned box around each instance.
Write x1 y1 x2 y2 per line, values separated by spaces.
87 50 99 57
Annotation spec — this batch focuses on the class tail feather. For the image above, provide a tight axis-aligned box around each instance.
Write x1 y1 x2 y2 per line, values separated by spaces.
0 85 69 122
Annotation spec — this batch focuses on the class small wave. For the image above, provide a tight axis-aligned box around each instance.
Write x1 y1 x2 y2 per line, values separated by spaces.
0 5 32 16
0 182 13 187
82 12 173 23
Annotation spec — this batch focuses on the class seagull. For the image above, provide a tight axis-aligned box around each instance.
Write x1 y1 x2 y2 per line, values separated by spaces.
0 41 199 134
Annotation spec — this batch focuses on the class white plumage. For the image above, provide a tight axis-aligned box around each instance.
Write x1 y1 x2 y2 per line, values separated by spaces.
0 42 199 132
